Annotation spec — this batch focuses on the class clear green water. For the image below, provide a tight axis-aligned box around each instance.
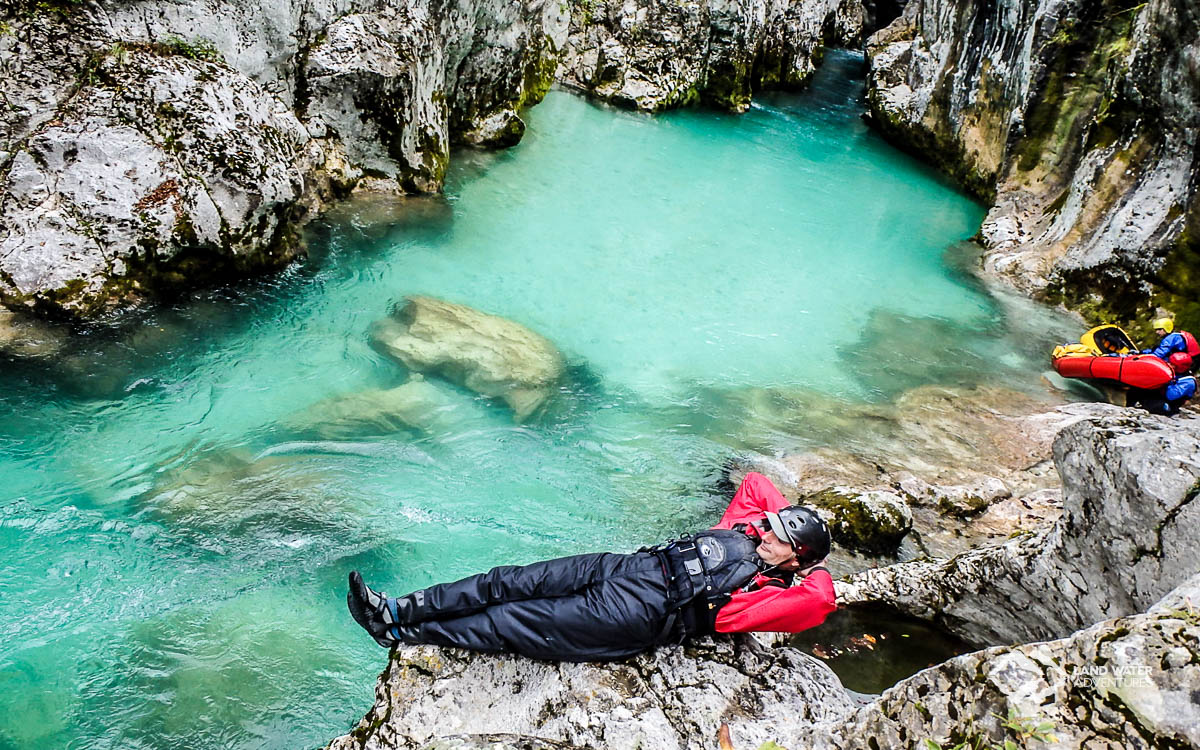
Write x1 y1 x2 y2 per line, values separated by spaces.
1 52 1076 749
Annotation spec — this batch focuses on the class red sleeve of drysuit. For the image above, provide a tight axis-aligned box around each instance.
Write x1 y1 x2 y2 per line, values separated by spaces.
713 472 789 530
713 569 836 633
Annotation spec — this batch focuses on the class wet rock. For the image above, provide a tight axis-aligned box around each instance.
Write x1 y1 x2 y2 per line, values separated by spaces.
282 375 485 439
808 488 913 554
838 408 1200 646
557 0 863 112
371 296 565 422
0 309 69 359
735 390 1103 559
826 573 1200 750
864 0 1200 330
327 634 856 750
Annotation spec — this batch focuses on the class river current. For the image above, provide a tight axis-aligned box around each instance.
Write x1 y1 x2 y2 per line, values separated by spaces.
0 52 1078 748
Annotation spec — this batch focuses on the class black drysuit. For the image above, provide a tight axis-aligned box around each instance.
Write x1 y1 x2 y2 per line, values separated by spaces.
389 531 766 662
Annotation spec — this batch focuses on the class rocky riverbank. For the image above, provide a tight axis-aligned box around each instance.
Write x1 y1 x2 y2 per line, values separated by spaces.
864 0 1200 337
0 0 888 321
0 0 565 318
327 409 1200 749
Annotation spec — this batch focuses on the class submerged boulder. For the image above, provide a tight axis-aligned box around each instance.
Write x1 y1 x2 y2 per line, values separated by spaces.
282 375 486 439
371 297 566 421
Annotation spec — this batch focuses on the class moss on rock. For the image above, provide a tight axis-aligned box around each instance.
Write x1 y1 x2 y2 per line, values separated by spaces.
807 488 913 555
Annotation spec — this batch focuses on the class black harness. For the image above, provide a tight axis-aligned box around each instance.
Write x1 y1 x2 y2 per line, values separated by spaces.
643 528 770 640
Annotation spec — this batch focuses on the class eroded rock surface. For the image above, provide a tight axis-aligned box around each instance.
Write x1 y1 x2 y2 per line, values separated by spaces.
839 408 1200 646
2 47 311 316
826 573 1200 750
865 0 1200 330
0 0 566 317
328 634 856 750
372 296 566 421
557 0 865 111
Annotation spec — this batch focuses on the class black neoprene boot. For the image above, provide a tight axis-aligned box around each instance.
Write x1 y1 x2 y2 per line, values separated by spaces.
347 571 398 648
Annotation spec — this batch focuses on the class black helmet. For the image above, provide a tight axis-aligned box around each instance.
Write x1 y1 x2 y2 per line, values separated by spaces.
765 505 831 567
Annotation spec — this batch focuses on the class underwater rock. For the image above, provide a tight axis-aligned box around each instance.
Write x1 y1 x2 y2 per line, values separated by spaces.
371 296 565 422
838 407 1200 646
282 375 484 439
143 447 357 533
327 633 856 750
733 389 1100 559
826 573 1200 750
865 0 1200 330
556 0 863 112
807 488 913 554
0 309 69 359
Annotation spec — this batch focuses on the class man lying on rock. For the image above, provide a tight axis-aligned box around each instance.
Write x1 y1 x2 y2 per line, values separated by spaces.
346 472 835 662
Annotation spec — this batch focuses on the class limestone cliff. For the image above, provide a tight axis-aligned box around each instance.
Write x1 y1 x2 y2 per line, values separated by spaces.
865 0 1200 337
0 0 566 317
557 0 866 111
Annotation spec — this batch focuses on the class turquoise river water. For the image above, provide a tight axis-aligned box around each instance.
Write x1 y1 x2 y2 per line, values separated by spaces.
0 52 1081 749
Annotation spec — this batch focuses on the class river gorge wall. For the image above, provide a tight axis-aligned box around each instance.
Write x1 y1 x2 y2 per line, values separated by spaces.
865 0 1200 337
0 0 877 320
9 0 1195 330
0 0 566 318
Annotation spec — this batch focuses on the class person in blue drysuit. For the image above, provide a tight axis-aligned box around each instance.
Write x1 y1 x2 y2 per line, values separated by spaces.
1129 352 1197 416
1143 318 1198 366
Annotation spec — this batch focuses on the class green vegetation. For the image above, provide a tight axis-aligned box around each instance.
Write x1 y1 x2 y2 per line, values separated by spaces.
569 0 600 25
21 0 85 18
1163 596 1199 626
160 35 222 62
924 709 1058 750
